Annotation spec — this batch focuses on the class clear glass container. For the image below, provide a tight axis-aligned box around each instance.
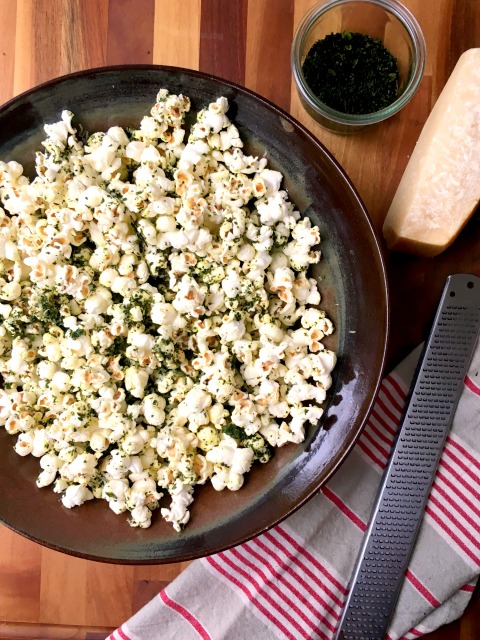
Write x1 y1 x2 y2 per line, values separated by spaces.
291 0 426 133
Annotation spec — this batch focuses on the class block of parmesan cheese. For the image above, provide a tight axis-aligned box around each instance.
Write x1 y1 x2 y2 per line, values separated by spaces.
383 48 480 257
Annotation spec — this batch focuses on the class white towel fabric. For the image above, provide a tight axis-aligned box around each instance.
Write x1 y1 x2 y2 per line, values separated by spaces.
107 343 480 640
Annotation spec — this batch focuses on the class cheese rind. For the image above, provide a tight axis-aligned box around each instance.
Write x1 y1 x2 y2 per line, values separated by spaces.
383 48 480 257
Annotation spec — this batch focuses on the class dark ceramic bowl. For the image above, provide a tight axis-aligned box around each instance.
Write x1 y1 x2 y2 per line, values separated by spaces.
0 66 388 563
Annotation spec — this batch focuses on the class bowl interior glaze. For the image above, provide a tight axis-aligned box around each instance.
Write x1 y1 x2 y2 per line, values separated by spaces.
0 66 388 563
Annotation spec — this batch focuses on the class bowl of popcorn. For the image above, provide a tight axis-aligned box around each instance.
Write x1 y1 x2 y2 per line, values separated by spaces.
0 66 388 562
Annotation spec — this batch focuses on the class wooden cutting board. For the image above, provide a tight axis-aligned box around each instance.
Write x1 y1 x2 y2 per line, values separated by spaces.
0 1 479 638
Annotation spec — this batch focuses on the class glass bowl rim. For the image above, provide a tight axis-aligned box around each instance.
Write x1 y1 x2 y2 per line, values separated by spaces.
291 0 427 126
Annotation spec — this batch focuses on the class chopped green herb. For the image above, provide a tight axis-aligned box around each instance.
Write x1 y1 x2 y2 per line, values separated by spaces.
38 292 62 326
242 434 274 463
222 421 245 442
69 327 85 339
302 30 399 114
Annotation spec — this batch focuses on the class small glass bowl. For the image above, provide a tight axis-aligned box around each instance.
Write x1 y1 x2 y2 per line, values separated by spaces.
291 0 426 133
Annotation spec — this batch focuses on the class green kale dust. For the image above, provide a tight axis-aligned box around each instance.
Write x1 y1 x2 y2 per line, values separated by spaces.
302 30 399 115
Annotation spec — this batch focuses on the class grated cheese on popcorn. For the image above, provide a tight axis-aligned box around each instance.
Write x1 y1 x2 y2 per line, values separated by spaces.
0 89 336 532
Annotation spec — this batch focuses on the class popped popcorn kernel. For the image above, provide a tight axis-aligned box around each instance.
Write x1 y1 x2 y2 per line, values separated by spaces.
0 89 335 532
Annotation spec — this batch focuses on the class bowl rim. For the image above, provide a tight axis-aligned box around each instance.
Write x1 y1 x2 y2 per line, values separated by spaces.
291 0 427 126
0 64 390 563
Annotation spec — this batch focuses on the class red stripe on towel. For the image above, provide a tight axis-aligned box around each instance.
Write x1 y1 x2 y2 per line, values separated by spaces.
249 537 340 627
440 458 480 503
425 506 480 567
207 556 297 640
360 427 391 460
116 627 131 640
230 545 332 639
357 439 387 470
405 570 441 608
365 413 396 446
402 628 424 639
429 491 480 549
262 531 344 612
217 551 311 639
383 374 408 410
321 486 367 532
447 435 480 473
465 375 480 396
160 589 212 640
274 526 348 597
435 470 480 519
373 397 402 432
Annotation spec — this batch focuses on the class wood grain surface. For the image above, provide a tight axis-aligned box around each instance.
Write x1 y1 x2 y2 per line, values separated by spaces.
0 0 479 638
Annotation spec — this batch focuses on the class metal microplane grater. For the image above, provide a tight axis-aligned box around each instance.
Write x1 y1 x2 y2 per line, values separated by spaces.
335 273 480 640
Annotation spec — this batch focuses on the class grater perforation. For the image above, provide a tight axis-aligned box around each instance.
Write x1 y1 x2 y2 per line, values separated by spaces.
335 274 480 640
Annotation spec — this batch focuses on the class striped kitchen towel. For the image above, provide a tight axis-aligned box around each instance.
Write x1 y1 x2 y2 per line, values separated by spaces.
108 342 480 640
